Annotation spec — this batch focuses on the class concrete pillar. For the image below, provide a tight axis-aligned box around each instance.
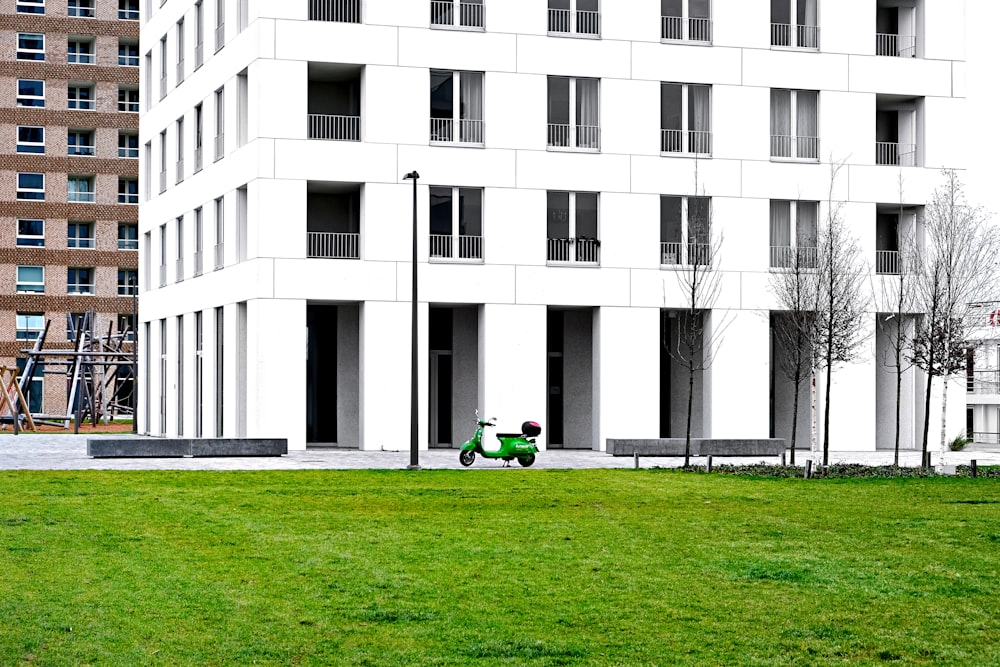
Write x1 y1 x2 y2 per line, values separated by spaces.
706 309 771 439
336 304 360 448
478 303 547 448
246 298 306 449
360 300 427 451
594 306 660 451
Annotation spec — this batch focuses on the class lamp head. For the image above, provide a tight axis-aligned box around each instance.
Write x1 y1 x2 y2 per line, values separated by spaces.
403 171 420 180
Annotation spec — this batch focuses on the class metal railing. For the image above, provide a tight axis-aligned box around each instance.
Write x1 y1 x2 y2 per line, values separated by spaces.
69 144 96 156
119 8 139 19
308 114 361 141
159 76 167 100
972 431 1000 444
214 133 224 161
547 124 600 150
769 245 818 269
214 242 224 269
177 60 185 84
429 234 483 260
429 118 484 144
175 257 184 282
119 146 138 158
771 135 819 160
194 250 203 276
661 242 711 266
876 33 916 57
307 232 360 259
968 371 1000 395
661 16 712 42
661 129 711 154
548 238 600 264
215 23 225 51
195 43 203 69
68 192 95 203
159 170 167 193
876 142 916 167
68 282 95 294
309 0 361 22
69 236 95 248
159 264 167 287
194 147 203 172
548 8 600 36
176 159 184 184
771 23 819 49
876 250 900 275
430 1 484 28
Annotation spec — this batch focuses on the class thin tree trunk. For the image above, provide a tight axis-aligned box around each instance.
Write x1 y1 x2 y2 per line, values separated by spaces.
823 352 832 467
939 378 949 458
894 361 902 467
790 362 800 464
921 355 934 469
685 365 694 468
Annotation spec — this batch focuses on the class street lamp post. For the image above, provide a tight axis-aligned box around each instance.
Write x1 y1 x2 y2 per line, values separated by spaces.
403 171 421 470
131 275 138 435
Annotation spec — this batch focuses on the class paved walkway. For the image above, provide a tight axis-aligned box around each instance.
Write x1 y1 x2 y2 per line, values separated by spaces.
1 434 999 471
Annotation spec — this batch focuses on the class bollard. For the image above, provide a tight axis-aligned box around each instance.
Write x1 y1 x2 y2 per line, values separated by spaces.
707 455 713 473
634 452 639 470
781 451 786 466
804 460 812 479
971 459 978 478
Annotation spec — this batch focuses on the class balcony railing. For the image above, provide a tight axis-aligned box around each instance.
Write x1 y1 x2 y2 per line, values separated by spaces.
119 146 138 158
876 250 900 275
119 8 139 19
969 371 1000 395
876 33 916 58
548 8 600 37
194 146 203 172
69 237 95 248
175 257 184 282
177 60 185 84
159 76 167 100
308 114 361 141
159 264 167 287
309 0 361 22
430 118 484 144
661 16 712 42
68 282 95 294
195 43 204 69
159 170 167 193
69 144 95 156
771 23 819 49
307 231 360 259
68 192 95 203
547 123 600 151
429 234 483 261
430 1 484 29
876 142 916 167
548 237 600 264
215 24 225 51
214 133 224 161
194 250 203 276
176 159 184 184
771 135 819 161
660 242 712 266
769 245 818 270
214 242 224 269
660 129 711 155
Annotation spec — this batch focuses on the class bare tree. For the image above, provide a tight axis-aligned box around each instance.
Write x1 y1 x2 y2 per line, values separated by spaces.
813 159 871 466
874 174 919 467
662 167 729 467
912 170 1000 466
768 215 818 464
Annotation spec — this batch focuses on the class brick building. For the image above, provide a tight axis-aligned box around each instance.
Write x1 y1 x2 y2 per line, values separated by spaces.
2 0 138 417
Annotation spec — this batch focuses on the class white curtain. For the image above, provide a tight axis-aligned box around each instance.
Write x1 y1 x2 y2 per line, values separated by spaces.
689 85 710 132
576 78 599 128
770 89 791 156
801 0 817 27
770 200 791 247
460 71 483 142
796 202 818 247
796 90 818 157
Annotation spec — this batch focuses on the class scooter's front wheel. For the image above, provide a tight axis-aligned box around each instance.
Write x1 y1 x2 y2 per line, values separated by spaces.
517 454 536 467
459 450 476 467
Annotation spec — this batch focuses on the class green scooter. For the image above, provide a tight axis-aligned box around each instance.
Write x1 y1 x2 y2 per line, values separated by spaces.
459 410 540 468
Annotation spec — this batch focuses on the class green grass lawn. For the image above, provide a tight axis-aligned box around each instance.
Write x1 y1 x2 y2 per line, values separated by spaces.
1 470 998 666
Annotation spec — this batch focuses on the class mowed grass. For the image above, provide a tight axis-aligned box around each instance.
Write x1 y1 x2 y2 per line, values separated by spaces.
1 471 999 666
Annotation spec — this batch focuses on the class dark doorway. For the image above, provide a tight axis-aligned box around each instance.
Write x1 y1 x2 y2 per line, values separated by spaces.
306 304 338 443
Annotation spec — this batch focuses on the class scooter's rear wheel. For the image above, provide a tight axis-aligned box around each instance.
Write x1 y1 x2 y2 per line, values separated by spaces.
459 450 476 467
517 454 536 467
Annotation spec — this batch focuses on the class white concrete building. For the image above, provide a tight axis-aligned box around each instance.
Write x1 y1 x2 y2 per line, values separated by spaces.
138 0 966 452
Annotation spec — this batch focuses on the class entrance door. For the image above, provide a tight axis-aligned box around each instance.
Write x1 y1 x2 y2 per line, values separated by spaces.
429 350 453 447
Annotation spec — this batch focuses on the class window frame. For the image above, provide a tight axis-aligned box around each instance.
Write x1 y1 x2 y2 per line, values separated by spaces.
119 132 139 158
119 40 139 66
16 0 45 14
17 79 45 107
118 0 139 19
68 129 96 156
118 87 140 113
16 219 45 247
119 178 139 204
68 84 96 110
660 82 712 156
17 33 45 61
67 176 96 204
68 221 95 249
118 222 138 249
16 313 45 341
17 173 45 201
68 0 95 17
546 76 601 152
68 37 96 64
118 269 138 295
16 126 45 154
659 194 712 267
768 199 819 270
546 190 601 265
16 265 45 293
428 185 484 262
67 267 95 295
769 88 820 161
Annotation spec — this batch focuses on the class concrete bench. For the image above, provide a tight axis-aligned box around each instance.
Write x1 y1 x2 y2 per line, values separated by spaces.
607 438 786 458
87 438 287 458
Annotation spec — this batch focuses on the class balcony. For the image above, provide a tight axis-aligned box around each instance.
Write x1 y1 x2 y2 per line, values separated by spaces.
429 234 483 261
968 371 1000 395
876 33 916 57
309 114 360 141
661 129 711 156
430 118 484 145
548 124 600 151
548 237 600 265
661 16 711 42
307 231 360 259
876 142 916 167
309 0 361 22
769 245 818 270
430 1 484 29
770 135 819 161
876 250 900 275
548 8 599 37
660 242 711 267
771 23 819 49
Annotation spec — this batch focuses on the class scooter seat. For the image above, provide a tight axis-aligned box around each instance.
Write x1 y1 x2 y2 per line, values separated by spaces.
495 433 522 439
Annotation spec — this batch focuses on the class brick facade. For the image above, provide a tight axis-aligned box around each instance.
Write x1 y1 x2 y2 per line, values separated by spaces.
1 0 138 417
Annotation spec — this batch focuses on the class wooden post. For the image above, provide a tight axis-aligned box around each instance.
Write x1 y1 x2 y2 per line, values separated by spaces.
804 460 812 479
971 460 978 478
707 455 713 473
